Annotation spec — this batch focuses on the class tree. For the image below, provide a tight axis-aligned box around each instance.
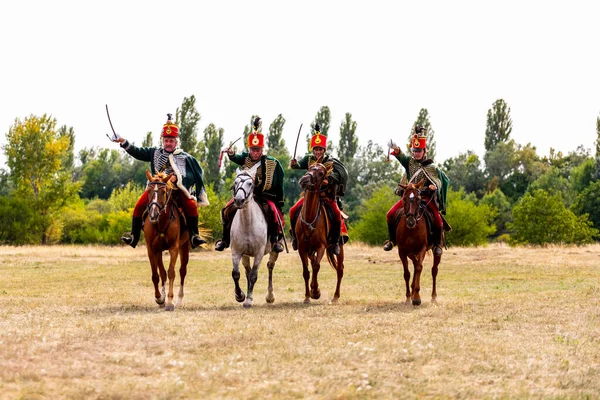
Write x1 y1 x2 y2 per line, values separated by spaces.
596 113 600 158
408 108 436 161
57 125 75 172
484 99 513 152
479 188 512 238
443 151 486 196
571 180 600 231
176 95 201 155
527 167 571 206
338 112 358 163
484 140 517 187
79 148 124 199
509 190 598 245
197 123 225 194
267 114 288 158
3 114 80 243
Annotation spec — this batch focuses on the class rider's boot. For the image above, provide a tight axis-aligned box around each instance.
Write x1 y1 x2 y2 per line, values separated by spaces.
433 226 443 256
214 221 230 251
121 216 143 248
187 215 206 249
289 215 298 251
330 218 341 256
271 234 284 253
383 220 396 251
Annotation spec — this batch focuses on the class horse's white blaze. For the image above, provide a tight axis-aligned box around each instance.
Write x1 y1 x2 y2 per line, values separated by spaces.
409 192 415 199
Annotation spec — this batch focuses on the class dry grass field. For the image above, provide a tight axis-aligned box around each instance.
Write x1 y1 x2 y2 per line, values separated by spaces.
0 243 599 399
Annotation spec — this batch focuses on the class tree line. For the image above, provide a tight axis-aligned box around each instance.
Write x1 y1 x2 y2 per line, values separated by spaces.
1 96 599 246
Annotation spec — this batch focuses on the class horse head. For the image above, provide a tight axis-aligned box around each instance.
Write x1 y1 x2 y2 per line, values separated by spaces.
299 163 329 192
145 170 174 223
400 179 424 229
233 163 259 209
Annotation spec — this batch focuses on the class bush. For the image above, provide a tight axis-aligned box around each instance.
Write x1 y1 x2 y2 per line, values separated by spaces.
351 185 397 245
509 189 598 245
571 180 600 231
197 184 229 241
445 189 497 246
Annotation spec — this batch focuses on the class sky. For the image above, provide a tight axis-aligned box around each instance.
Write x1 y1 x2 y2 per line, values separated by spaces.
1 0 599 170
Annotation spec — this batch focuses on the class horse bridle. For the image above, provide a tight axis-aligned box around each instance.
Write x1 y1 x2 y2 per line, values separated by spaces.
403 189 434 222
234 173 254 205
147 181 172 217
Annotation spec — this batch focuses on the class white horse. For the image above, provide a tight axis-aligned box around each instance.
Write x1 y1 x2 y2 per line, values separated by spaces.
230 164 279 308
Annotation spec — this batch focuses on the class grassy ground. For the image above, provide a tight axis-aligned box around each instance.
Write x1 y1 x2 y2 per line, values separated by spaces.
0 243 599 399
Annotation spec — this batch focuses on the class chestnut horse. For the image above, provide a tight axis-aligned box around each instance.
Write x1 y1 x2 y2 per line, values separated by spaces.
143 170 190 311
295 163 345 303
395 180 441 305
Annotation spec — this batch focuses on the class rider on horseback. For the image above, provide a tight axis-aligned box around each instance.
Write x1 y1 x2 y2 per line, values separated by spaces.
289 124 348 256
384 125 449 255
115 114 208 249
215 117 286 253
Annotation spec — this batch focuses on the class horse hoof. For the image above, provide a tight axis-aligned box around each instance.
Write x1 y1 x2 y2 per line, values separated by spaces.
165 304 175 311
155 297 165 306
304 298 310 304
266 294 275 304
243 301 253 308
329 298 339 304
412 298 422 306
235 292 246 303
311 290 321 300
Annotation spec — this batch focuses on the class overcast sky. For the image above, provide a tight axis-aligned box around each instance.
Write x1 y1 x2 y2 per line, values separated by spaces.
1 0 599 169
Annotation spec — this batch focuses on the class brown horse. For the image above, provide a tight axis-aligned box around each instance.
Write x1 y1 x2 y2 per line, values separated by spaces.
395 180 441 305
143 170 190 311
295 163 345 303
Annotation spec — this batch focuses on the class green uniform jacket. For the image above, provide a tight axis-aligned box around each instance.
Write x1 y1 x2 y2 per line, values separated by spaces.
393 151 449 214
121 140 206 200
291 154 349 197
229 151 285 210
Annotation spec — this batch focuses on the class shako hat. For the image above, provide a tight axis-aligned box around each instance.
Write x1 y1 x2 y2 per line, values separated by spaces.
411 125 427 149
310 123 327 150
162 113 179 138
247 116 264 148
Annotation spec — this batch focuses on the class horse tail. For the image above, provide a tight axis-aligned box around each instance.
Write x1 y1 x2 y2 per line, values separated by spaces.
325 247 338 271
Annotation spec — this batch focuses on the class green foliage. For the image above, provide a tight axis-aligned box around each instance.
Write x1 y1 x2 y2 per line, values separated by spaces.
445 189 497 246
485 99 513 152
509 190 598 245
176 95 201 155
352 185 397 245
479 188 512 237
3 114 81 243
79 148 124 199
443 151 486 196
59 200 131 244
571 180 600 231
337 112 358 164
569 157 596 194
197 184 227 241
197 123 225 194
527 167 570 206
408 108 436 161
0 196 43 244
267 114 287 156
107 182 144 212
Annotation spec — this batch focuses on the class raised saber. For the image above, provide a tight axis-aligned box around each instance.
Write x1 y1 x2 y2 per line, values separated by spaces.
292 123 303 161
218 136 242 169
105 104 119 142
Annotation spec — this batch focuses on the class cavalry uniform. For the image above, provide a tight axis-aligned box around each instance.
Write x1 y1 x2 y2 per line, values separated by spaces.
384 127 450 255
120 115 208 249
289 127 349 255
215 119 285 253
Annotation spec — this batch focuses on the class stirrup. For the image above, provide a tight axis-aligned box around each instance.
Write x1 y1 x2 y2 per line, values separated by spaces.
191 235 206 249
331 243 340 256
383 240 394 251
214 240 228 251
121 233 137 248
272 242 284 253
433 246 443 256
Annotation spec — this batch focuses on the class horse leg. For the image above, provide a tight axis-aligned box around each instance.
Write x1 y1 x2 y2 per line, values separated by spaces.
147 249 164 306
244 254 263 308
232 253 245 303
309 248 324 300
164 246 179 312
300 250 311 304
399 253 411 305
409 252 424 306
176 242 189 308
265 251 279 304
432 252 441 303
331 244 344 304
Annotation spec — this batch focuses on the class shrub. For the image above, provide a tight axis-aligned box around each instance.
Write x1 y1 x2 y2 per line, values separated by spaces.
351 185 397 245
445 189 497 246
509 189 598 245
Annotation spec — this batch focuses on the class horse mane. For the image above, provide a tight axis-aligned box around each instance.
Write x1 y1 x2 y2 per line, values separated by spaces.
150 172 174 190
